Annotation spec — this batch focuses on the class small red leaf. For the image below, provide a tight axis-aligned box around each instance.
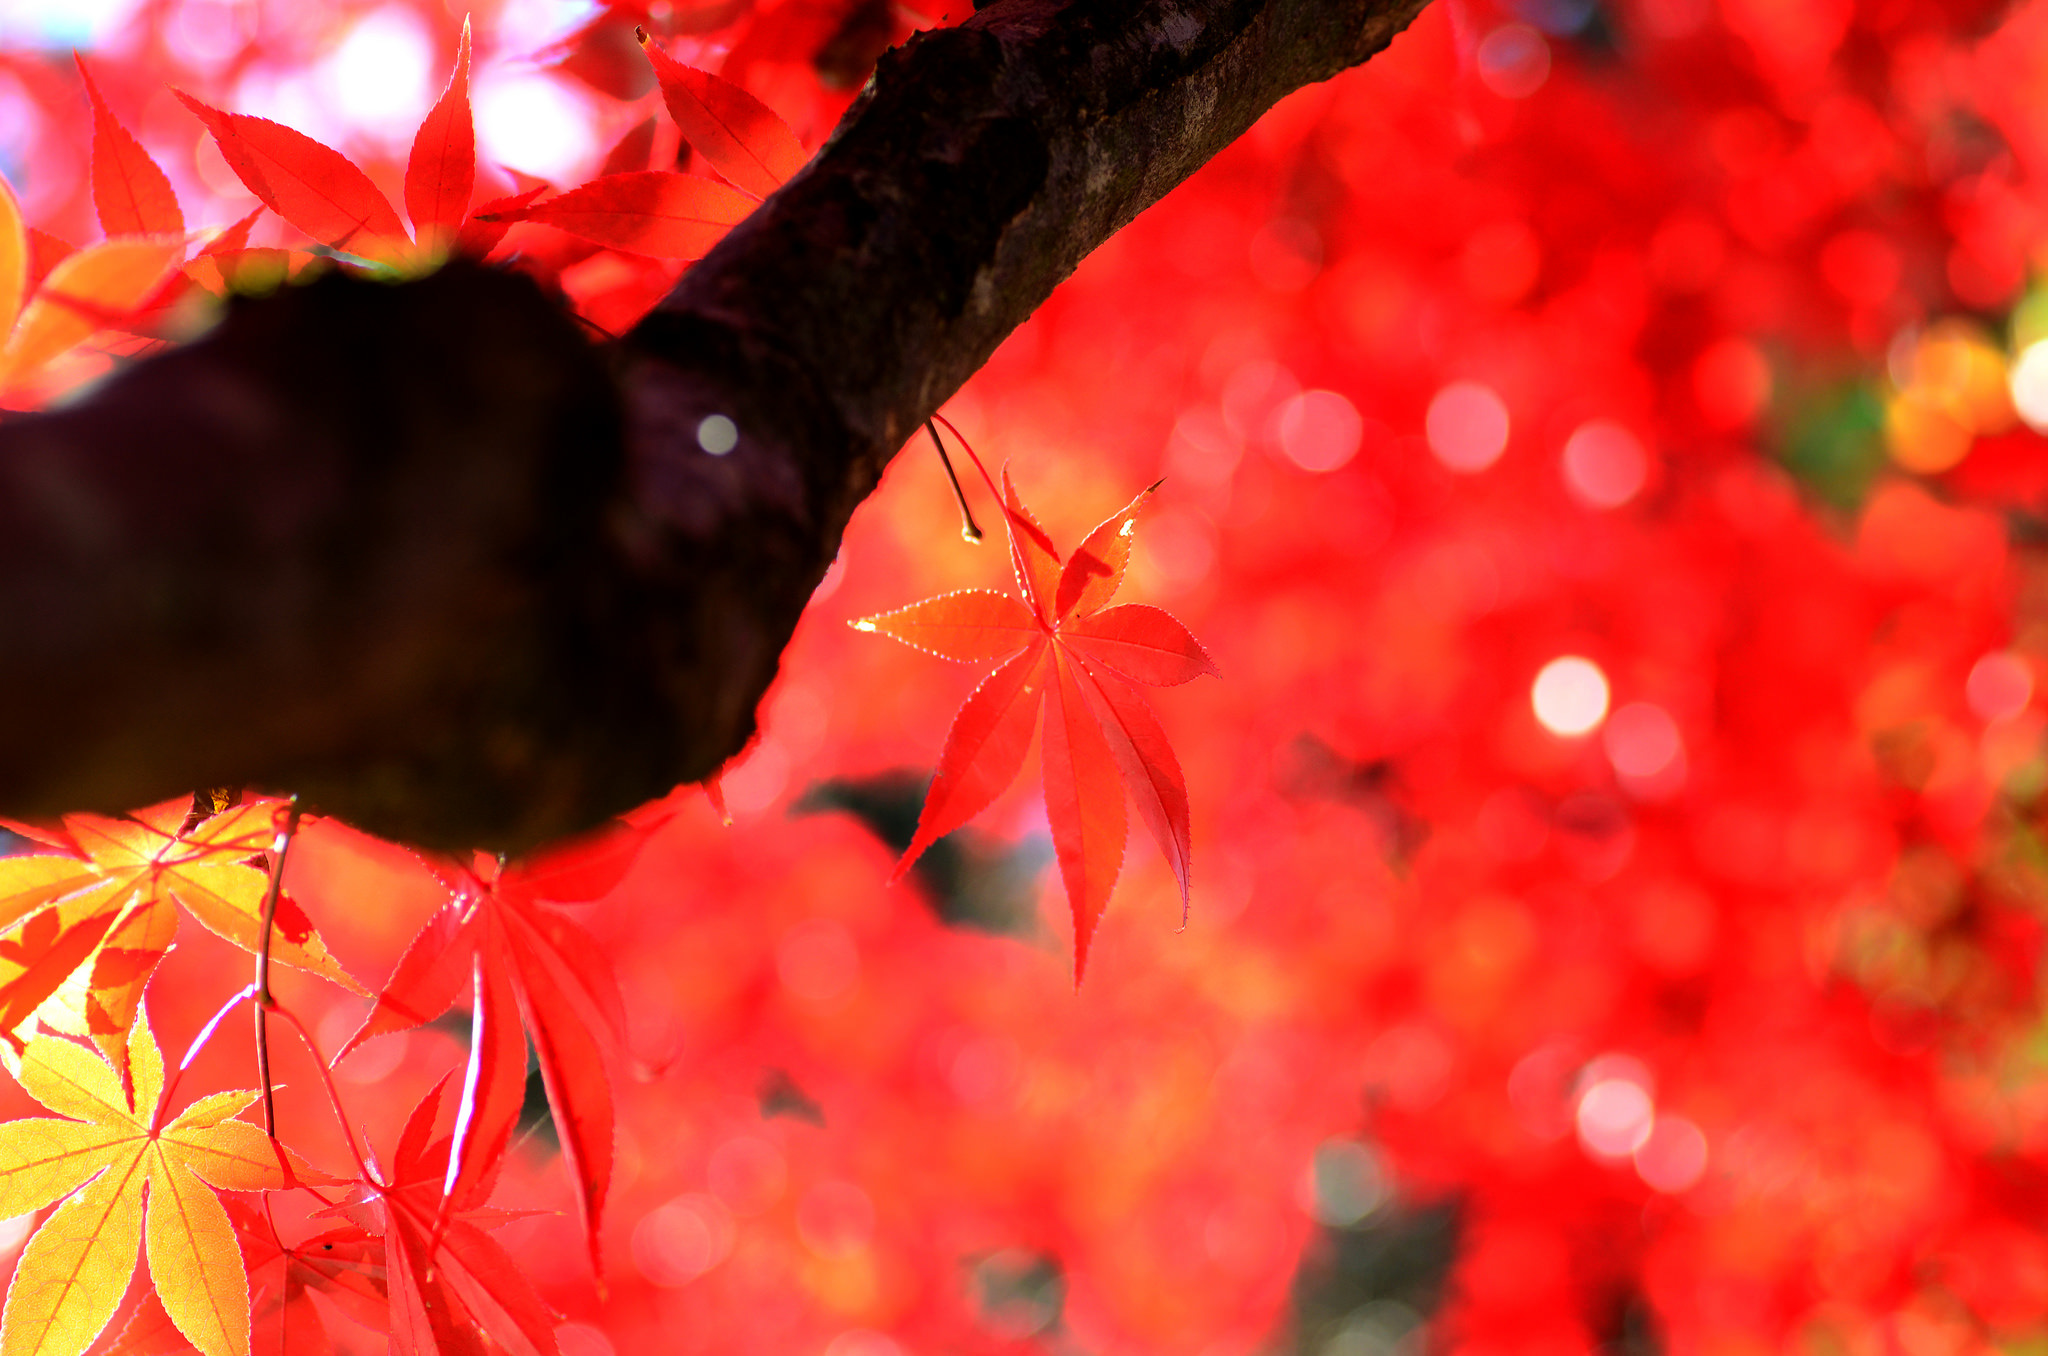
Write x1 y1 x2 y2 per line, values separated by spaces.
1002 468 1063 623
852 589 1042 663
335 900 477 1063
200 208 264 258
897 640 1051 877
1075 658 1192 921
1063 603 1220 686
599 116 658 177
25 229 76 295
516 170 754 259
432 1218 561 1356
405 18 475 255
505 926 614 1268
457 186 548 259
443 949 527 1213
1043 651 1128 980
1056 483 1154 621
174 92 410 263
502 900 628 1044
396 1073 457 1186
499 817 658 905
77 57 184 238
638 31 806 200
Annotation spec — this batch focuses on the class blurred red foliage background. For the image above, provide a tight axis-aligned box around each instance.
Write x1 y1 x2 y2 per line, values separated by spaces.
9 0 2048 1352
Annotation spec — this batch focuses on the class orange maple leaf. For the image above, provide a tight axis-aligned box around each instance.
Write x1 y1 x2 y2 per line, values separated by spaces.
0 798 365 1077
0 1008 325 1356
854 471 1218 978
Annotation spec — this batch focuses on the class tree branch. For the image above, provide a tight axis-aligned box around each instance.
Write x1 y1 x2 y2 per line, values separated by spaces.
0 0 1430 849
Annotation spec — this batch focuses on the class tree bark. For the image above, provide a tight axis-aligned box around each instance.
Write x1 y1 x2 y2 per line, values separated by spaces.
0 0 1431 850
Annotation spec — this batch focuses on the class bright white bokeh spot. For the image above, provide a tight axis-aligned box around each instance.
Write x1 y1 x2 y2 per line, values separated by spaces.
1427 381 1510 473
1576 1078 1654 1159
1561 419 1649 509
0 0 140 46
1306 1139 1387 1227
1967 651 2034 722
1477 23 1552 98
697 414 739 455
1634 1115 1709 1194
631 1193 735 1286
1602 702 1682 778
476 72 596 180
1532 656 1609 736
2011 340 2048 434
322 9 435 139
1277 389 1364 472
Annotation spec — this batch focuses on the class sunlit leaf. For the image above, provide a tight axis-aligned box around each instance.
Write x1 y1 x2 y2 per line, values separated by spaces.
76 58 184 239
404 19 474 257
639 31 806 200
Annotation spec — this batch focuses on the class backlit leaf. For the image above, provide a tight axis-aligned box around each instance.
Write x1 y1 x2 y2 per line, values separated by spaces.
502 915 612 1261
0 798 362 1071
513 171 753 259
0 174 23 339
858 477 1214 977
0 1008 310 1356
76 58 183 238
895 640 1050 878
0 237 184 388
852 590 1042 663
1043 649 1127 981
344 866 626 1270
173 93 409 264
1062 604 1219 686
405 19 474 257
1002 469 1063 624
639 32 806 199
1055 483 1154 621
1074 658 1192 921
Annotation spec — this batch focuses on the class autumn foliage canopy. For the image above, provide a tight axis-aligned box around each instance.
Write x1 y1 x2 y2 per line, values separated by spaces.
3 0 2048 1353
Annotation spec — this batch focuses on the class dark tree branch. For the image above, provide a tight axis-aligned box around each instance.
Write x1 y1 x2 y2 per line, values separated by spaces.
0 0 1429 849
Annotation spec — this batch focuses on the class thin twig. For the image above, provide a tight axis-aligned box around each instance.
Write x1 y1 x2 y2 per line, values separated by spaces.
253 796 303 1138
925 419 983 542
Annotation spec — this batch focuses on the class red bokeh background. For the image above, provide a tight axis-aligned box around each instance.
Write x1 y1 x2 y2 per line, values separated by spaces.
8 0 2048 1352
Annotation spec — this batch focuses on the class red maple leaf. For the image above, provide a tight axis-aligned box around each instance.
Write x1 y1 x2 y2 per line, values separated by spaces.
326 820 659 1270
854 470 1218 978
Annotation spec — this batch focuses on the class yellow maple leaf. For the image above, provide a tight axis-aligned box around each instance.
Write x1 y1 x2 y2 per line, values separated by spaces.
0 797 365 1074
0 1008 323 1356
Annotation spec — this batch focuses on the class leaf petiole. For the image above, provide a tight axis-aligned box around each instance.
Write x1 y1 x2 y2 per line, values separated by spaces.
925 418 984 542
253 797 303 1138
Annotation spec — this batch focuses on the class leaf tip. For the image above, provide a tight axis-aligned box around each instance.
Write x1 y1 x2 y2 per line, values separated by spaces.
850 617 877 632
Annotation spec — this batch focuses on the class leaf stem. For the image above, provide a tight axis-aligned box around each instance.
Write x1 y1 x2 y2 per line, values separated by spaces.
930 412 1058 557
930 412 999 501
269 1002 375 1186
925 419 983 542
253 797 303 1138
